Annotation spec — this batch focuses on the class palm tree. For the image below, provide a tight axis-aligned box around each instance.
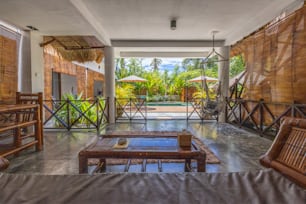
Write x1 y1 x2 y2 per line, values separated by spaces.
182 58 203 71
115 58 128 79
150 58 162 71
163 70 170 99
127 58 144 76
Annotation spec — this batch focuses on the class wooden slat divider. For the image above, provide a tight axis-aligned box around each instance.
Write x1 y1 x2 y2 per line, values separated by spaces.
276 127 306 173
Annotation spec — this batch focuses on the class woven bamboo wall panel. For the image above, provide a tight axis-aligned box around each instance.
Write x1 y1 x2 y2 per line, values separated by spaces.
93 71 104 81
231 4 306 104
44 51 104 100
44 52 52 101
0 35 17 103
87 70 95 99
76 66 86 98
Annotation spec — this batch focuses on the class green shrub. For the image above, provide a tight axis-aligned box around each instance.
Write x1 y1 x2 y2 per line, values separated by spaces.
54 93 106 128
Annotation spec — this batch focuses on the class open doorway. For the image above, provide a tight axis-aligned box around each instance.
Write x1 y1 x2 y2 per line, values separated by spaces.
115 58 220 120
52 72 77 100
94 80 103 97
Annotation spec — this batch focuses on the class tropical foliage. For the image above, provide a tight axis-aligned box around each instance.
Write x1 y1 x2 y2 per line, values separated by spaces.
230 55 245 77
115 84 136 102
115 55 245 101
54 92 106 128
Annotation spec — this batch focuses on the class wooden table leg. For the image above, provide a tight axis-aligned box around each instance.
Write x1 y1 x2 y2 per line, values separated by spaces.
184 159 191 172
78 153 88 174
99 159 106 171
197 152 206 172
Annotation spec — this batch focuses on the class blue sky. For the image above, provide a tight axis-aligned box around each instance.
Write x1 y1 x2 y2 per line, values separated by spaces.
142 58 184 72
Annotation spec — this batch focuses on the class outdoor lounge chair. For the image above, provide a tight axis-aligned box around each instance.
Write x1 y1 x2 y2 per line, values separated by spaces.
260 116 306 188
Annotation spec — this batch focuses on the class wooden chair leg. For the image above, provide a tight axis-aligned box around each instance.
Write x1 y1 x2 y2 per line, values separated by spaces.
0 157 9 171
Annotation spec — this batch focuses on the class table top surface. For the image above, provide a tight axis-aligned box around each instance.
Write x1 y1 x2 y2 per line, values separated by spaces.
83 136 199 153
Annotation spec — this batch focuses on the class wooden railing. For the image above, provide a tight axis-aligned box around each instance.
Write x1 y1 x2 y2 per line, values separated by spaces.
115 97 147 121
43 98 109 131
187 97 219 121
226 98 306 137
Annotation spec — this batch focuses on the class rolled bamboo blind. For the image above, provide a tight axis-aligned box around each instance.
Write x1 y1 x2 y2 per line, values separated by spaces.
231 4 306 104
0 33 19 103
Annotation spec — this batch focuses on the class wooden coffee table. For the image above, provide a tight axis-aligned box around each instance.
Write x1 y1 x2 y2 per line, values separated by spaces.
78 132 206 173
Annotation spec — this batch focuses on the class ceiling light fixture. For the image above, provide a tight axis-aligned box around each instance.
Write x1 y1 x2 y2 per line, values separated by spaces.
26 25 38 31
170 19 176 30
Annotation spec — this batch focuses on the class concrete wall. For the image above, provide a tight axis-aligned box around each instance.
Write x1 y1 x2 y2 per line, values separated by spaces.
19 31 31 92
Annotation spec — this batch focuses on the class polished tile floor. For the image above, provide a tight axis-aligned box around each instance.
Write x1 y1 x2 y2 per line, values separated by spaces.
4 120 272 174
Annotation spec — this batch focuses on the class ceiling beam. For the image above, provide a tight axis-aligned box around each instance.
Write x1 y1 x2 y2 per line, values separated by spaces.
120 51 209 58
112 40 225 48
70 0 111 46
39 37 56 47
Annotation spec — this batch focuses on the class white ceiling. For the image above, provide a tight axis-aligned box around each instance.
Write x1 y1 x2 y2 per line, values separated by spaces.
0 0 303 57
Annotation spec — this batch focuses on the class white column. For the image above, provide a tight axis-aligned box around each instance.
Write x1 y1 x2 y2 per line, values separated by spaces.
30 32 44 93
218 46 230 123
104 46 115 123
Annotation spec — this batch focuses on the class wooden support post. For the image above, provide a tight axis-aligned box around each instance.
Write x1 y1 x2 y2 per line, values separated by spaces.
197 152 206 172
78 153 88 174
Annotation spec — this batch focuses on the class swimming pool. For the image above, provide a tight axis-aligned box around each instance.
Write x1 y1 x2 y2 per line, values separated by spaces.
146 102 188 106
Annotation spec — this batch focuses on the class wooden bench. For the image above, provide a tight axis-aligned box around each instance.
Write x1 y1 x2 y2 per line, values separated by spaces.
260 116 306 188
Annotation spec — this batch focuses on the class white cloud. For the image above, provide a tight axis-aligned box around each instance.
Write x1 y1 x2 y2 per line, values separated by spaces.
142 58 183 72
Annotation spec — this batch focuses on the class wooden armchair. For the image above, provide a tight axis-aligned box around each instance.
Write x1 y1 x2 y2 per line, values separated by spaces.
260 117 306 188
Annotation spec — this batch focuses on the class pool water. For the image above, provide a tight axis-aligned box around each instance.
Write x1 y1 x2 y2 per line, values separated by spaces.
146 102 188 106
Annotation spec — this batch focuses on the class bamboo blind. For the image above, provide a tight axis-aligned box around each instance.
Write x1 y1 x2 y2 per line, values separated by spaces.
231 4 306 104
0 35 17 103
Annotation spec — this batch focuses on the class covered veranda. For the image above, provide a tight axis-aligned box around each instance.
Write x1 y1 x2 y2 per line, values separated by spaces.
2 0 302 123
0 0 305 203
5 120 271 174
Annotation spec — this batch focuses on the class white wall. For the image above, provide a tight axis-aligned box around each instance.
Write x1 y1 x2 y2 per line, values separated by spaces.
72 60 104 75
19 31 31 92
30 31 44 93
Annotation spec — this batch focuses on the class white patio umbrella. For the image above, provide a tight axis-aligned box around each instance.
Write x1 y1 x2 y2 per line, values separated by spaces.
188 76 218 101
188 76 218 83
117 75 147 82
